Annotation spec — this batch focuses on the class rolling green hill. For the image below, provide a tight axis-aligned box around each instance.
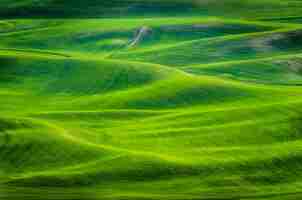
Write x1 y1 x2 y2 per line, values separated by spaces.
1 1 302 200
1 0 302 19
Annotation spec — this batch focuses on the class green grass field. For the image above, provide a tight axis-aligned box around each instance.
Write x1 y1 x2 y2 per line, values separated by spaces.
1 1 302 199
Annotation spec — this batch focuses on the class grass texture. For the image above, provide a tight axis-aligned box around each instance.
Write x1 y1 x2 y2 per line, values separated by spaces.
1 1 302 200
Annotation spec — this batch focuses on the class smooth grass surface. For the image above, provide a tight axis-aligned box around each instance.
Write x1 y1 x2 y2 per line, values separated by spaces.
182 54 302 85
2 0 302 19
1 3 302 200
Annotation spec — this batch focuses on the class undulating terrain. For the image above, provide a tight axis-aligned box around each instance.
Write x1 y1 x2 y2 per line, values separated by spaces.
1 1 302 199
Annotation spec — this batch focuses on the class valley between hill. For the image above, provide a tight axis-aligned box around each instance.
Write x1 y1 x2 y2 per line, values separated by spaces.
1 1 302 199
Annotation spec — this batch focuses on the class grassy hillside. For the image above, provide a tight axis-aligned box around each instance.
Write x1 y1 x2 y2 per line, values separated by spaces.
2 1 302 200
2 0 302 19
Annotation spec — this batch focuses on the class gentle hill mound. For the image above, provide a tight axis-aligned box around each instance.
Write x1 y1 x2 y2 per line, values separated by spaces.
0 117 112 179
0 18 276 55
112 28 302 66
0 53 176 95
67 72 298 110
1 102 302 200
182 54 302 85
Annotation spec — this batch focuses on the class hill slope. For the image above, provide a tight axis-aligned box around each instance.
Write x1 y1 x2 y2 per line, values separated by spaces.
1 2 302 200
1 0 302 19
